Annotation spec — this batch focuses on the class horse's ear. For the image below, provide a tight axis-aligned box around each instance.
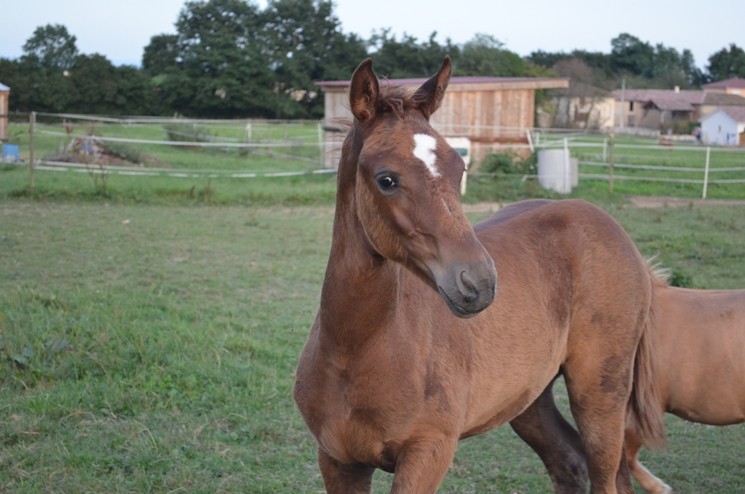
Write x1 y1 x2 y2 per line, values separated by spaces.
349 58 379 124
413 56 452 119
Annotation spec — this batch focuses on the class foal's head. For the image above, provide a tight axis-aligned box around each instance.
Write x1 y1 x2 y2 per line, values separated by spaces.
344 57 497 318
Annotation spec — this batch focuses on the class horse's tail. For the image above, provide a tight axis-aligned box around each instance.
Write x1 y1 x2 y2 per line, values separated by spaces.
627 273 667 449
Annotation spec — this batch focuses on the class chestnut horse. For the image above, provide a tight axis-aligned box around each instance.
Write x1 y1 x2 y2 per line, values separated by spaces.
293 57 665 493
624 274 745 493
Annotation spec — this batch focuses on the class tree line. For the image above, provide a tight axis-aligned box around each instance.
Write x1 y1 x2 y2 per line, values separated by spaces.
1 0 744 119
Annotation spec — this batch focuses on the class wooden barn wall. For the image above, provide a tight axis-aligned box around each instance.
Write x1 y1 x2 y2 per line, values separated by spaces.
321 87 537 166
432 89 534 138
0 92 8 141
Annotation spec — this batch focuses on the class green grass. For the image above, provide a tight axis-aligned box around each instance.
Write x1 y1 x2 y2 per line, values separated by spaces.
1 198 745 493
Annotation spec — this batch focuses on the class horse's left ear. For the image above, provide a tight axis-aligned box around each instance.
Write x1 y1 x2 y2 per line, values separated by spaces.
413 56 452 120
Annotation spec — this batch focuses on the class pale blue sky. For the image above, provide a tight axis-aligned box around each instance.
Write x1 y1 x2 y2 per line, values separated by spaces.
1 0 742 70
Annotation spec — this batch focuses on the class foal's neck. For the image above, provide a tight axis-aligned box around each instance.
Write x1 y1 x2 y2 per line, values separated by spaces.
319 146 403 348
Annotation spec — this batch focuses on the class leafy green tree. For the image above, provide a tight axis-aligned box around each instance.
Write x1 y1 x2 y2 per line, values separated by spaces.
707 43 745 81
263 0 367 118
22 24 78 70
67 54 151 115
610 33 655 78
168 0 276 117
368 30 454 78
0 58 29 111
457 34 526 76
142 34 180 75
141 34 188 115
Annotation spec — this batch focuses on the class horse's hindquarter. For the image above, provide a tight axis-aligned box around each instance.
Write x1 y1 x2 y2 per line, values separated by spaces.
657 287 745 424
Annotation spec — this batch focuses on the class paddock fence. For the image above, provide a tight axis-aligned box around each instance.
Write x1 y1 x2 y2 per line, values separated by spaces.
3 112 745 199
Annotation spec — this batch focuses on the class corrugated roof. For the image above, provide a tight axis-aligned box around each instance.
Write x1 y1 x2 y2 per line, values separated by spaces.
316 76 567 88
703 78 745 89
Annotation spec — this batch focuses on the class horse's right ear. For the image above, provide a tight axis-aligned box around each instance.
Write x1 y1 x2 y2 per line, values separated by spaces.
349 58 379 124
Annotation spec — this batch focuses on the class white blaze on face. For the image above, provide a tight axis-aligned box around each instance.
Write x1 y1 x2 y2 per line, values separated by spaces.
412 133 440 178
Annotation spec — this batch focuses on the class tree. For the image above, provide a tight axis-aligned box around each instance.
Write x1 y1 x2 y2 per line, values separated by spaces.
610 33 655 78
68 54 151 115
22 24 78 70
263 0 367 118
707 43 745 81
167 0 276 117
142 34 180 75
368 30 454 78
457 34 526 76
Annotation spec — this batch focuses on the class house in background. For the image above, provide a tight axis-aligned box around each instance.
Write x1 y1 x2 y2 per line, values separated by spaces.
702 78 745 97
316 75 568 167
543 82 614 130
0 82 9 141
700 107 745 146
612 87 745 132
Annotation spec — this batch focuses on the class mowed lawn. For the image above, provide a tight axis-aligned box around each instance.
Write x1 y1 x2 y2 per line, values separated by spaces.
1 199 744 493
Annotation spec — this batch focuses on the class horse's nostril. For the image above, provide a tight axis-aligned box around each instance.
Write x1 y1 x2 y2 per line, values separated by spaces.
458 270 478 302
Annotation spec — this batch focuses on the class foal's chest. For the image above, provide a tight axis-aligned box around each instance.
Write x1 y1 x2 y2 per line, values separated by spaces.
295 343 426 469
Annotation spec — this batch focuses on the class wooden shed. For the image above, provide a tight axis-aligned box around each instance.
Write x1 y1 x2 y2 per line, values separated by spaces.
0 82 9 141
316 75 569 167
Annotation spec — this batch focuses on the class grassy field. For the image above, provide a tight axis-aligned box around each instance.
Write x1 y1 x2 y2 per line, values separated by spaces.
2 195 745 493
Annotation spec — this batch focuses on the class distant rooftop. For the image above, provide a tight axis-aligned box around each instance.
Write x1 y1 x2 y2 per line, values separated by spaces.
709 106 745 123
703 77 745 89
611 88 745 110
0 82 9 91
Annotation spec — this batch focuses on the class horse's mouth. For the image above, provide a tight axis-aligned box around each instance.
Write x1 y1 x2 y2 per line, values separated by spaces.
437 285 482 319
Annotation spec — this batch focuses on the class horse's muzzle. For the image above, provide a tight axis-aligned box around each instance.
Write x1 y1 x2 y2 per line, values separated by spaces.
436 259 497 318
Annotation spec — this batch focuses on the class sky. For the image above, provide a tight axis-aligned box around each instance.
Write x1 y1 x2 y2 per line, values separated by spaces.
0 0 742 71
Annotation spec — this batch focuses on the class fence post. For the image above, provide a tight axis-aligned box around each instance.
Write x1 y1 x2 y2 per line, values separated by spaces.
608 131 615 193
317 122 324 168
563 138 571 193
702 146 711 199
29 111 36 191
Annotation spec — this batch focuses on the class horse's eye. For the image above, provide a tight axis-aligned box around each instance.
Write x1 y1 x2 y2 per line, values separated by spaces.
376 174 398 192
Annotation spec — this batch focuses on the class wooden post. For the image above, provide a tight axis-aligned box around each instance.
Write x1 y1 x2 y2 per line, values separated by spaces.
608 131 615 193
702 146 711 199
29 111 36 191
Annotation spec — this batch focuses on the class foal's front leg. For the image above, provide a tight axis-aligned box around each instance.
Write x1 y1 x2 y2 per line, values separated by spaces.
390 436 459 494
318 449 375 494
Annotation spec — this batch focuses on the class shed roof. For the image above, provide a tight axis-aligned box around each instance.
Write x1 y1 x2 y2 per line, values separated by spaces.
316 76 568 91
0 82 9 91
703 78 745 90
